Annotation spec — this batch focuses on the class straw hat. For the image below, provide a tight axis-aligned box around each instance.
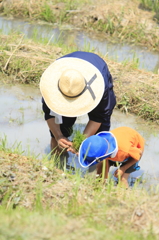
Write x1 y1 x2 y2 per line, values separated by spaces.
40 57 105 117
78 131 118 168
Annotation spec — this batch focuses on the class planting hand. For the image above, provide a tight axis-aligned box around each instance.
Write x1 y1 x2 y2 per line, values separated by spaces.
67 146 78 155
57 136 72 150
114 168 124 178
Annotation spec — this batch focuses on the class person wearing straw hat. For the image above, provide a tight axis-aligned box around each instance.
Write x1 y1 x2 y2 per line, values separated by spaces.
78 126 145 188
40 51 116 155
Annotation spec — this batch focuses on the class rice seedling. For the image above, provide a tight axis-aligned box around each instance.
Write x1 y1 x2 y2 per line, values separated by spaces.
72 130 87 152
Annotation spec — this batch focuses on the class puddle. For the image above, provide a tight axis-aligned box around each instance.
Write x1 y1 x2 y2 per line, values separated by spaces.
0 16 159 73
0 83 159 187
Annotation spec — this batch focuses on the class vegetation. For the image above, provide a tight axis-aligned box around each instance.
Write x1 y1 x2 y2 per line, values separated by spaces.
0 1 159 239
0 0 159 51
0 0 90 23
0 139 159 239
72 130 87 152
139 0 159 21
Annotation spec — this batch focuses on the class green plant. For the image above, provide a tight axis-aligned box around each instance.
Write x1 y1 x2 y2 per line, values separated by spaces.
72 130 86 152
0 135 8 151
140 0 159 12
117 94 130 113
40 4 55 23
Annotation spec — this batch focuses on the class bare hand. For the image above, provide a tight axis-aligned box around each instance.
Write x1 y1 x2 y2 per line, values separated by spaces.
114 168 124 178
57 136 72 150
67 146 78 155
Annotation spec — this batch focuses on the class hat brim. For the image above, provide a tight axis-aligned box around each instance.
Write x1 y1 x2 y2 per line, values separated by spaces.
40 57 105 117
78 131 118 168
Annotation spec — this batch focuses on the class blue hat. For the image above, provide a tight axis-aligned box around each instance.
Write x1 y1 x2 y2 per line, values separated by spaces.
78 131 118 168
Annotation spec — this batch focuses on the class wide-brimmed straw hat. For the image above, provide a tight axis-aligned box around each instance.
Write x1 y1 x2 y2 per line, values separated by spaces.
78 131 118 168
40 57 105 117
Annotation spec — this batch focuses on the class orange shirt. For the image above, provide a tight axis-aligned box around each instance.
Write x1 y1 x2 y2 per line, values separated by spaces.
108 126 145 162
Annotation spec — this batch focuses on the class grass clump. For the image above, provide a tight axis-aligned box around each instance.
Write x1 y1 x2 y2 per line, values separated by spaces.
139 0 159 13
0 33 77 85
72 130 86 152
0 0 90 23
0 144 159 239
139 0 159 22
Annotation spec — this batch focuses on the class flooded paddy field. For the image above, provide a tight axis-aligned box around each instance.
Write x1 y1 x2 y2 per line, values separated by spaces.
0 1 159 188
1 83 159 187
0 1 159 238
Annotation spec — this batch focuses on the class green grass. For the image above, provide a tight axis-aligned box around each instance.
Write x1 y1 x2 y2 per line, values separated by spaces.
0 134 24 155
121 52 140 70
40 3 56 23
0 208 157 240
139 0 159 12
139 0 159 21
0 137 159 239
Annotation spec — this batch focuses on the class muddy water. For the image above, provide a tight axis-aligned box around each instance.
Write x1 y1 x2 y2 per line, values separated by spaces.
1 83 159 186
0 16 159 73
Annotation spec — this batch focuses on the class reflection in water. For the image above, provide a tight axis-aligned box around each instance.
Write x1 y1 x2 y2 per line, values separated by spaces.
0 84 159 187
0 16 159 72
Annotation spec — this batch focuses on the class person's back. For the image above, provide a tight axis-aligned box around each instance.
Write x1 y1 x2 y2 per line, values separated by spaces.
109 126 145 162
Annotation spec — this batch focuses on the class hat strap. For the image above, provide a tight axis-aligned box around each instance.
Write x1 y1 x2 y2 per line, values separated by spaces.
85 74 97 100
58 74 97 100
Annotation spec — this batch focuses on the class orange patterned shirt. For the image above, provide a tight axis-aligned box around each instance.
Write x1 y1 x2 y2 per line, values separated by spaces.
108 127 145 162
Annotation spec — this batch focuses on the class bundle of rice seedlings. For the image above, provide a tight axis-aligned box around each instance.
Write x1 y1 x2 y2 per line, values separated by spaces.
72 130 86 152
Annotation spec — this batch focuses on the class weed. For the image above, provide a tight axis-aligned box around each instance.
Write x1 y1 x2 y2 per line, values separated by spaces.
0 135 8 151
40 4 56 23
0 135 24 155
122 52 140 70
34 181 43 211
117 94 130 113
138 103 156 120
94 17 116 35
140 0 159 12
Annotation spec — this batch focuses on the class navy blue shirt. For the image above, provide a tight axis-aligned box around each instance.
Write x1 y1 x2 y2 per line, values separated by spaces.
42 51 116 130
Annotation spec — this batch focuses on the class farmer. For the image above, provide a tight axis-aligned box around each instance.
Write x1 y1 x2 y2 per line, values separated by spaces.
40 51 116 155
78 126 145 188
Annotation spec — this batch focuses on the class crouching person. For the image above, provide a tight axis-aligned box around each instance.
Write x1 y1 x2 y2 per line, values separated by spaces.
78 126 145 188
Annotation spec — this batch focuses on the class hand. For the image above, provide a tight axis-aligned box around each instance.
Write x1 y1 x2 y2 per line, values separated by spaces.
56 136 72 150
114 168 124 178
67 146 78 155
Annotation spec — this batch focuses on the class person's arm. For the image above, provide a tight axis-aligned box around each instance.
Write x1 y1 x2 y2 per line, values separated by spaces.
47 118 72 149
42 98 72 150
83 120 101 137
114 157 138 178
